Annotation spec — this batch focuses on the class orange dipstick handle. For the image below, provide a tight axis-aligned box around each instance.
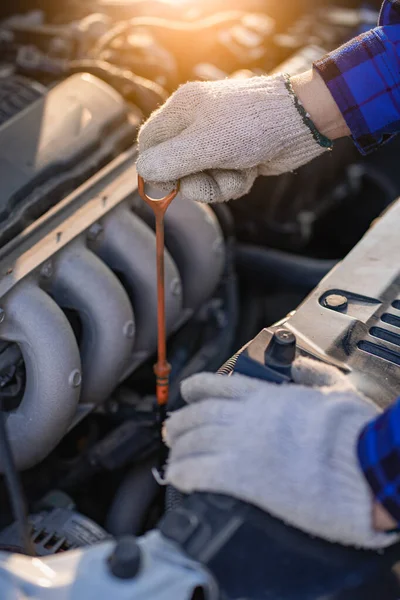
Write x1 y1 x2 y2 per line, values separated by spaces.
137 175 179 407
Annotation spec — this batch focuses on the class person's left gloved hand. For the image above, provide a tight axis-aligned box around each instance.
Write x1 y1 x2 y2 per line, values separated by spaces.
164 357 400 549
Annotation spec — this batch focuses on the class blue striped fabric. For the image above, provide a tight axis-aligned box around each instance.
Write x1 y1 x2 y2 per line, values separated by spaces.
314 1 400 154
314 1 400 524
358 398 400 522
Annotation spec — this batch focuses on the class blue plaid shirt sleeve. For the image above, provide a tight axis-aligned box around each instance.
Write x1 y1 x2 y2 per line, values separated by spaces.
313 0 400 155
358 399 400 523
317 0 400 524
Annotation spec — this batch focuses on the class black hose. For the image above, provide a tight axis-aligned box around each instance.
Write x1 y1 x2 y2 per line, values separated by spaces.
106 453 160 536
67 59 168 116
0 397 35 556
211 203 235 240
235 244 338 290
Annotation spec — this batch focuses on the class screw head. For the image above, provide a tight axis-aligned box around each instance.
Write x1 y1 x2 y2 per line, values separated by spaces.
69 369 82 388
264 328 296 372
274 329 296 345
87 223 103 242
40 261 53 279
170 278 182 297
323 294 348 311
123 321 135 339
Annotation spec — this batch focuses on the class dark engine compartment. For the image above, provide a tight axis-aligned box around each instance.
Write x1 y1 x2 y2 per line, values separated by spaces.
0 1 399 598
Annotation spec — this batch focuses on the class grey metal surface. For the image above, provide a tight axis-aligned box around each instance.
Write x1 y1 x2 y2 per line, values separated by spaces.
0 149 139 298
0 281 81 470
0 73 127 227
0 149 223 320
94 205 182 358
0 147 225 468
241 198 400 409
51 240 135 406
284 198 400 407
0 532 219 600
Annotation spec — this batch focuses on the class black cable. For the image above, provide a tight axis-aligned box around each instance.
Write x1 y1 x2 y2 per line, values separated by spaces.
211 203 235 239
0 396 35 556
67 59 168 116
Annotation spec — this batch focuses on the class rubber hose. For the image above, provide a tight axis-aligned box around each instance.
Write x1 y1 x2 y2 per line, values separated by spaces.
211 203 235 239
106 453 160 536
235 244 338 289
67 60 168 115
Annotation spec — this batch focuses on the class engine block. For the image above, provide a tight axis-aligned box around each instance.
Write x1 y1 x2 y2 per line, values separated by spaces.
0 137 224 472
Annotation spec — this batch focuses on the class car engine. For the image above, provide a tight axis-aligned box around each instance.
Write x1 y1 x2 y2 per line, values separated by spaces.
0 0 398 581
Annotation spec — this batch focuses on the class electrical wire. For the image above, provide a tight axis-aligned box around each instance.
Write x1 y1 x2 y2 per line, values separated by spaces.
0 394 35 556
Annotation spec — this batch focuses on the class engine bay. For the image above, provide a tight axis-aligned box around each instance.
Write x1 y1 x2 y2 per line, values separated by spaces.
0 0 399 582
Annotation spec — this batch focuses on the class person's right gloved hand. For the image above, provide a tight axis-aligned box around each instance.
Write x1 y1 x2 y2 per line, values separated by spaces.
164 357 399 549
136 74 329 203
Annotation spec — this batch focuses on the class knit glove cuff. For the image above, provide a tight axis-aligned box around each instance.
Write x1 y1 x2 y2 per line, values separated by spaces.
257 74 332 176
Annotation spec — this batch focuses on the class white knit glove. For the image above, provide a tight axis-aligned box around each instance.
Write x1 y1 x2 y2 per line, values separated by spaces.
136 75 328 203
164 357 400 549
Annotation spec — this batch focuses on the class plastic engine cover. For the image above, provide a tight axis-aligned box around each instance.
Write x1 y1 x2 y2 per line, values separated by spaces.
0 73 138 248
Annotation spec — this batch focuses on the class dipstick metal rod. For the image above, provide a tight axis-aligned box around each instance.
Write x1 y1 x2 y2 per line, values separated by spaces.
137 175 179 408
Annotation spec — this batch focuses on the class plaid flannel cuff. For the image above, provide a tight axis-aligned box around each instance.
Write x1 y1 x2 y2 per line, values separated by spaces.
314 26 400 155
358 398 400 524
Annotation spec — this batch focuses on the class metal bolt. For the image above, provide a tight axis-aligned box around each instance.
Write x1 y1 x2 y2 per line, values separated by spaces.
264 328 296 373
170 278 182 297
87 223 103 242
0 309 5 324
108 536 142 580
123 321 135 339
40 261 53 279
69 369 82 388
323 294 348 311
274 329 295 344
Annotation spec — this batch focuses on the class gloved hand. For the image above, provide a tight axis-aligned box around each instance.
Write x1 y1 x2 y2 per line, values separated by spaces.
136 74 328 203
164 357 399 549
